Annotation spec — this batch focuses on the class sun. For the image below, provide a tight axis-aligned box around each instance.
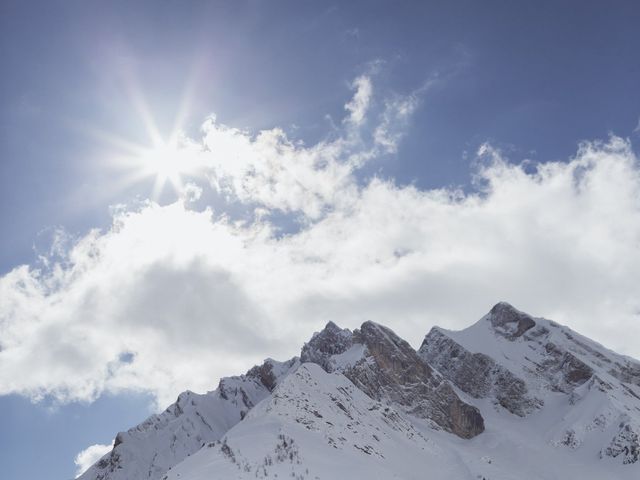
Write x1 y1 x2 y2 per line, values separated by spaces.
101 134 203 200
139 141 187 196
96 124 204 199
85 73 206 200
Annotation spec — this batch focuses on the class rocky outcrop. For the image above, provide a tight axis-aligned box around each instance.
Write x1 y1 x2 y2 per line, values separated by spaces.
540 342 594 392
245 357 299 393
603 421 640 464
302 320 485 439
419 327 542 416
300 321 355 372
610 361 640 389
487 302 536 340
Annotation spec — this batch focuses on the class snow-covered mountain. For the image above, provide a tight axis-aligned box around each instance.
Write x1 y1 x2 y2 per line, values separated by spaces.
78 358 299 480
419 302 640 466
78 303 640 479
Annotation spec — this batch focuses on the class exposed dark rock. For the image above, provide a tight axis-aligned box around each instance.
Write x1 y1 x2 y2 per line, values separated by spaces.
610 361 640 388
247 361 278 392
352 321 434 385
300 321 354 372
446 389 486 438
542 342 594 391
604 422 640 464
488 302 536 340
114 432 125 448
419 328 542 416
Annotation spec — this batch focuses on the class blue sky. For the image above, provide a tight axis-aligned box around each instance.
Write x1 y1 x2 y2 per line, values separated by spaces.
1 1 640 479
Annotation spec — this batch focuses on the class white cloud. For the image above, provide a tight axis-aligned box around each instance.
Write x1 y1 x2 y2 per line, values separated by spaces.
201 117 360 219
74 443 113 477
1 75 640 412
343 75 372 126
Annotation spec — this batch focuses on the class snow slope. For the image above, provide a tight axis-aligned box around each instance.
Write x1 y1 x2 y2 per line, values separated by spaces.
78 358 298 480
164 363 469 480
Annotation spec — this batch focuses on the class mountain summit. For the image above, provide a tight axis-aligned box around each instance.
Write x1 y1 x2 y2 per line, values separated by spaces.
78 303 640 479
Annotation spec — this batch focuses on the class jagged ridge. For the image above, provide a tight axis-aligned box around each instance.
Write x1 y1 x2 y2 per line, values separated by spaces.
79 302 640 480
301 319 484 438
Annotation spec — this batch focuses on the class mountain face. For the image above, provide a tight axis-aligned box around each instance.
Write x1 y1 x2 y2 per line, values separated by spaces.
300 320 484 438
418 305 543 417
78 303 640 480
419 302 640 466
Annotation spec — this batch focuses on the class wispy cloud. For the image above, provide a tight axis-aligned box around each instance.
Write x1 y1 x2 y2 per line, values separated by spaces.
343 75 373 126
373 91 421 153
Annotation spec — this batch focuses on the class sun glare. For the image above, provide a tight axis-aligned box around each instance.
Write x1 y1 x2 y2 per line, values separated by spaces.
103 134 203 200
87 71 206 200
140 142 186 195
97 124 203 200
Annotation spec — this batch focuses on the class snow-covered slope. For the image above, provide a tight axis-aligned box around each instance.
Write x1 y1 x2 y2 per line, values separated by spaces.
77 303 640 479
78 358 298 480
164 363 469 480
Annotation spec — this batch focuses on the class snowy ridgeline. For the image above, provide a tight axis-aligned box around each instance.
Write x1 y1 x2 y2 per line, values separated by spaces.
79 302 640 480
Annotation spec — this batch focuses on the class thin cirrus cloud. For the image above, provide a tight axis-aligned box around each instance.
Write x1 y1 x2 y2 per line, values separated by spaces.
1 75 640 410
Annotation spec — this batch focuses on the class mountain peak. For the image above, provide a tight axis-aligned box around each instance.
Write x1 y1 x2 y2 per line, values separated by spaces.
486 301 536 340
421 304 640 467
357 320 405 345
301 321 354 372
323 320 342 331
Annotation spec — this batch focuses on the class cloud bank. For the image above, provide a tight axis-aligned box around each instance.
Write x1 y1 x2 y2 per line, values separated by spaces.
1 75 640 409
